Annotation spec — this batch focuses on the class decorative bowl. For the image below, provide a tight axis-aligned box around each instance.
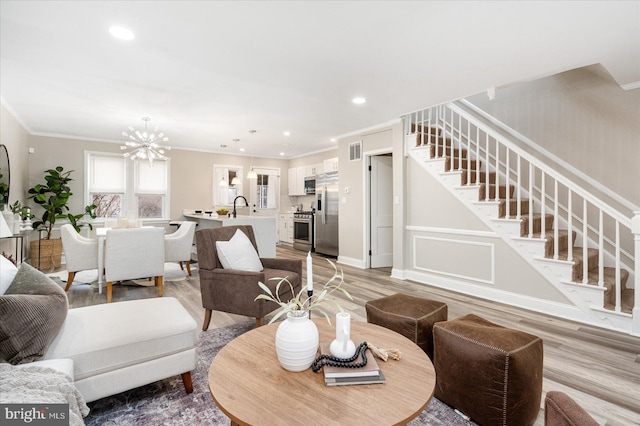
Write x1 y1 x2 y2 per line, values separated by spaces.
216 209 229 216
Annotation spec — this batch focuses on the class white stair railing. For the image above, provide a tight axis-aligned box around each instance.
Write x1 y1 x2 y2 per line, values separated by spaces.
404 103 637 320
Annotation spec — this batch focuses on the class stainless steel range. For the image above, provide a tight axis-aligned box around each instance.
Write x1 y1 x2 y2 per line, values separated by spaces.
293 211 314 252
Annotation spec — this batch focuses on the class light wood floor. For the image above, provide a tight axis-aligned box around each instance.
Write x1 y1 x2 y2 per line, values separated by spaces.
62 245 640 426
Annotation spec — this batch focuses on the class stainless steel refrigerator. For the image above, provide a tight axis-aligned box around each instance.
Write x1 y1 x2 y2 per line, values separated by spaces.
315 171 339 256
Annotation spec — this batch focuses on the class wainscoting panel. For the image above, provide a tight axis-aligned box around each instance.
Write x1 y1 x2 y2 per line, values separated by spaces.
413 235 495 285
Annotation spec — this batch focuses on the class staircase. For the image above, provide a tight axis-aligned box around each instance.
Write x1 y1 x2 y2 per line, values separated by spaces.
404 102 639 335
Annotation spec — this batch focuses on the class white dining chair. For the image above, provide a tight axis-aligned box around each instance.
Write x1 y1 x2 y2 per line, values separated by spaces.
164 221 197 276
104 227 164 303
60 224 99 291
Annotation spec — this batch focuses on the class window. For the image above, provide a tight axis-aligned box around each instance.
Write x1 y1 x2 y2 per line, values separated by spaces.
213 165 243 207
250 168 279 210
85 151 169 221
256 174 269 209
135 160 167 218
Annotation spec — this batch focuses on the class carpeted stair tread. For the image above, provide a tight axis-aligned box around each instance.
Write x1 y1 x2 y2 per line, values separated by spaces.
555 247 599 281
528 229 577 257
519 213 555 236
498 199 531 217
411 124 441 135
460 170 497 185
416 134 452 146
419 136 632 317
478 183 515 200
444 157 480 171
583 267 630 299
603 288 634 314
430 145 467 159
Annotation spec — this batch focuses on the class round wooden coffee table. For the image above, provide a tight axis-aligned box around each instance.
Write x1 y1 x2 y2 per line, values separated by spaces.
209 319 435 425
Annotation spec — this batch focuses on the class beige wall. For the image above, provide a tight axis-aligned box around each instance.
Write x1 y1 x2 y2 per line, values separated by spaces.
25 135 342 229
26 136 290 228
0 105 29 205
405 157 570 303
0 104 30 257
467 65 640 210
338 124 399 265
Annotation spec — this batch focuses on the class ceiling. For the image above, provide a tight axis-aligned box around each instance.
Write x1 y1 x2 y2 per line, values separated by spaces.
1 1 638 159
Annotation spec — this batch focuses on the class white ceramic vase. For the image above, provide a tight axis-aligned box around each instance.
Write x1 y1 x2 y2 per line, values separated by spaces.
275 311 319 372
330 312 356 358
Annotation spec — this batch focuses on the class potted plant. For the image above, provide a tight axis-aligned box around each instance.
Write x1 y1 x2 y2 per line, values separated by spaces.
28 166 96 270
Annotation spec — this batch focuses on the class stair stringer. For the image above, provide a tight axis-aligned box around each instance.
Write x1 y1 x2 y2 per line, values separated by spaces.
408 141 632 333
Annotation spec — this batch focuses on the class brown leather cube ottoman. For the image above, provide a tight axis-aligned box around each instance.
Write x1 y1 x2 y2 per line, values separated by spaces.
365 293 447 360
433 314 543 426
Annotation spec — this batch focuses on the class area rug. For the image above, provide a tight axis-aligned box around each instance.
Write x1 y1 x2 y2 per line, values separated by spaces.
84 323 476 426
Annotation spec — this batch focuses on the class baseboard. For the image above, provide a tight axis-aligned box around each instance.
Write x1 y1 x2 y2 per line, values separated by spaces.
337 256 366 269
390 268 406 279
401 268 633 334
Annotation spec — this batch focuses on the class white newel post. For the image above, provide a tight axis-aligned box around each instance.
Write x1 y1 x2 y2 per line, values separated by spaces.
632 211 640 336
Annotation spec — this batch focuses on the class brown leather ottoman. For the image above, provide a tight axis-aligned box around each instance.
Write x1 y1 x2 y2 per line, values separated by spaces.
365 293 447 360
433 314 543 426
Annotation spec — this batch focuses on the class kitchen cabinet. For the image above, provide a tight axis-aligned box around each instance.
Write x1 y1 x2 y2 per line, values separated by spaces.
323 157 339 172
305 163 322 177
278 213 294 244
288 167 304 196
288 163 326 195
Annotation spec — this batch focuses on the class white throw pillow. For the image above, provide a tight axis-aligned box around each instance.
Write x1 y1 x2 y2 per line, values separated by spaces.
0 256 18 295
216 229 263 272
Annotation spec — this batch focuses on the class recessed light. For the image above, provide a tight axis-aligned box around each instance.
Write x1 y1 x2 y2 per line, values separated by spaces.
280 152 285 156
330 138 337 142
352 97 366 104
283 131 290 136
109 26 135 41
240 148 245 152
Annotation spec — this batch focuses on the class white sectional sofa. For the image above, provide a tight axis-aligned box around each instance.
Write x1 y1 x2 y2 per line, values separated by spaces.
0 256 198 404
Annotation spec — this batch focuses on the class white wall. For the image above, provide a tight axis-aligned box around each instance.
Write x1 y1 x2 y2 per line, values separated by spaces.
0 104 30 257
467 65 640 211
0 104 29 205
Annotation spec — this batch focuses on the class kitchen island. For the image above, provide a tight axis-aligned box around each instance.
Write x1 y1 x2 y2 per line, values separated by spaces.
183 211 277 258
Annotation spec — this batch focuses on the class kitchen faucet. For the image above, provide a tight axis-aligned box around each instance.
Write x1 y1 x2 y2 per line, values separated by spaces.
232 196 249 218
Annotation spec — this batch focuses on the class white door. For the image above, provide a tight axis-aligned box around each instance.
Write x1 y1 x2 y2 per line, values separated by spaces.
370 155 393 268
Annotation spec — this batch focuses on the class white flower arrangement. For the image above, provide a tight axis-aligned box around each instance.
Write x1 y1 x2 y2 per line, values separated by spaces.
255 258 352 324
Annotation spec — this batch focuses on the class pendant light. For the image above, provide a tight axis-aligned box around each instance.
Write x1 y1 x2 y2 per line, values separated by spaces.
247 130 258 180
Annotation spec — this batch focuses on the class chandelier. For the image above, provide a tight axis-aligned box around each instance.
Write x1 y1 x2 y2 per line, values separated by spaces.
120 117 171 165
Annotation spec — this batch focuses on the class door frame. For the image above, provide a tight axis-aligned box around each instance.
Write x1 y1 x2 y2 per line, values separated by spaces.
364 148 393 269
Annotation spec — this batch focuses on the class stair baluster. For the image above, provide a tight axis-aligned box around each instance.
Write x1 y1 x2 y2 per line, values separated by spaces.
404 102 637 334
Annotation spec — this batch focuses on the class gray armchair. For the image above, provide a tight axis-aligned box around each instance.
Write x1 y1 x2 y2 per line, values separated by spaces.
195 225 302 330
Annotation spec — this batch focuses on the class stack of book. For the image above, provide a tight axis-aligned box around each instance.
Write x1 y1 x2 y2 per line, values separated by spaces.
318 343 386 386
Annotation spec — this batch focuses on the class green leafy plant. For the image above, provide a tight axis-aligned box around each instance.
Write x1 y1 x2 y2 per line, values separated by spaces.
9 201 34 220
9 200 22 214
255 259 353 324
27 166 97 239
0 171 7 206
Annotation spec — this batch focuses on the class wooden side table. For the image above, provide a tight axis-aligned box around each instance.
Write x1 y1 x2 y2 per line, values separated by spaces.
209 319 435 426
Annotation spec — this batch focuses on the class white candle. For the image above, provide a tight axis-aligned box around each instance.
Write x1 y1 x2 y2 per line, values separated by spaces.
307 251 313 292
